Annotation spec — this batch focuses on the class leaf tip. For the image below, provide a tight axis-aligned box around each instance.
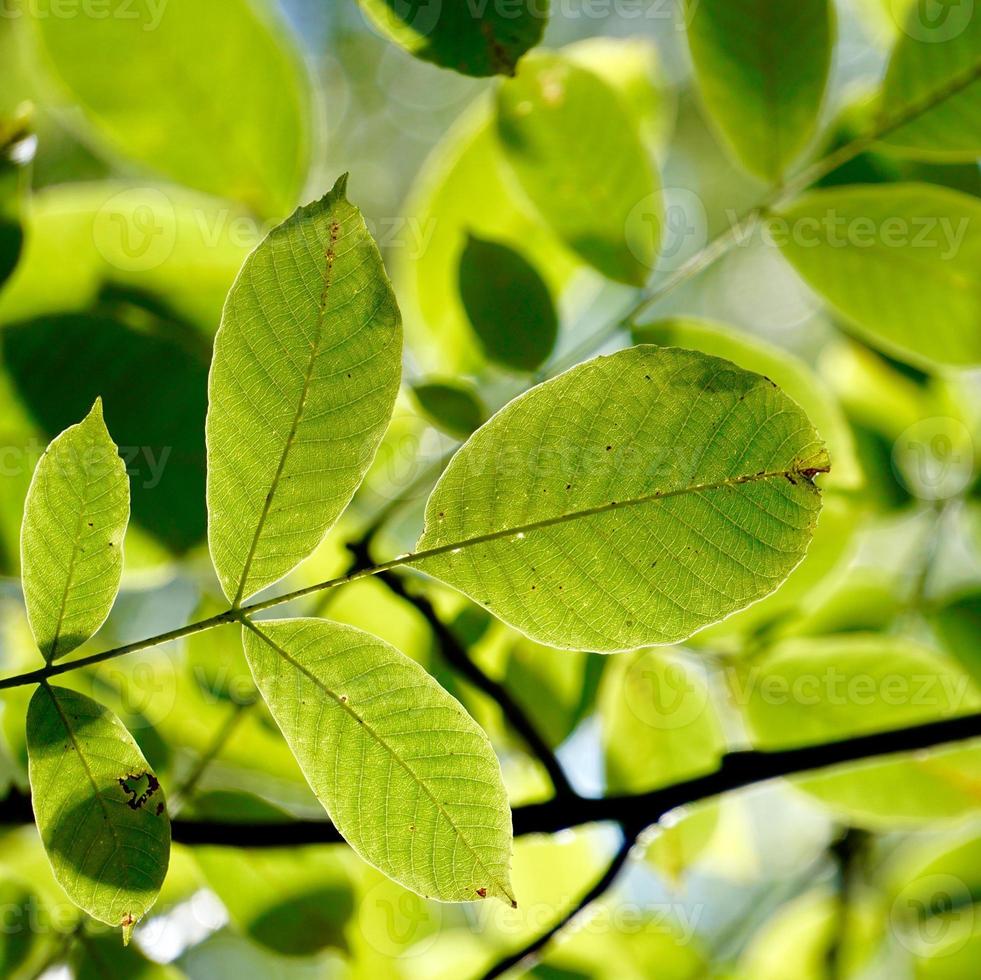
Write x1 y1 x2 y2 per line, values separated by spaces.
121 914 135 945
327 171 350 203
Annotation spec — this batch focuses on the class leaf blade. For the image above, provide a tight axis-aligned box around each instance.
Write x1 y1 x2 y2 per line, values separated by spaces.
879 1 981 160
774 183 981 368
685 0 833 181
21 399 130 662
26 685 170 929
28 0 311 217
415 346 828 652
241 617 514 905
206 177 402 603
358 0 547 77
496 52 660 286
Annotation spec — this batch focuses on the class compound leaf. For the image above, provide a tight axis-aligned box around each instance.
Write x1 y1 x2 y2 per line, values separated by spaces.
26 685 170 930
685 0 832 181
242 618 514 905
358 0 546 77
774 184 981 368
21 399 129 662
415 346 829 652
206 176 402 604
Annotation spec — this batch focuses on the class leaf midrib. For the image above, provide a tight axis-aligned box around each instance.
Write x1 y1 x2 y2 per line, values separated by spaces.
233 222 340 606
41 685 119 849
242 618 515 905
47 421 103 661
417 462 828 559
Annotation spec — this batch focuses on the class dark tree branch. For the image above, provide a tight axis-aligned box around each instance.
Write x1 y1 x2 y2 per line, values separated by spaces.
2 710 973 847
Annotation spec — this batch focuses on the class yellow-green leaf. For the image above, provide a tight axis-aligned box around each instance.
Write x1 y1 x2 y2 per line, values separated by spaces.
241 618 514 905
415 346 829 652
21 399 129 662
206 177 402 604
27 685 170 930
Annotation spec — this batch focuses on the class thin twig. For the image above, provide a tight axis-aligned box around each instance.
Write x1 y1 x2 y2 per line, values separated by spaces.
370 560 575 801
480 826 642 980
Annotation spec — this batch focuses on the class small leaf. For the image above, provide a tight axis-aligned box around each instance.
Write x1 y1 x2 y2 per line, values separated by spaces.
458 234 559 373
496 52 660 286
21 399 130 662
412 379 487 440
241 617 514 905
685 0 833 180
415 346 829 652
28 0 311 216
207 176 402 604
879 1 981 160
358 0 546 77
26 685 170 928
774 183 981 368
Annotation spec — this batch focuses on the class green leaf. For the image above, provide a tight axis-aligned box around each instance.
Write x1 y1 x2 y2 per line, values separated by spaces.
411 379 487 440
415 346 829 652
496 52 660 286
879 0 981 160
195 847 354 956
601 649 725 793
206 177 402 604
5 309 209 555
26 685 170 930
685 0 833 181
774 184 981 367
458 234 558 373
358 0 547 77
744 635 981 826
931 591 981 687
241 617 514 905
28 0 310 217
21 400 129 662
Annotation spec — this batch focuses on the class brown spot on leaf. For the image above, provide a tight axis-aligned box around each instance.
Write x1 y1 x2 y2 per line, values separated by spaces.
476 887 487 898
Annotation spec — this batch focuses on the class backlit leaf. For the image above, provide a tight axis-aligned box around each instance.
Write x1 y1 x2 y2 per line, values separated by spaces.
206 176 402 604
685 0 833 181
415 346 829 652
496 52 660 286
21 400 129 662
359 0 547 77
26 685 170 929
879 0 981 160
28 0 310 217
774 184 981 367
241 617 514 905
